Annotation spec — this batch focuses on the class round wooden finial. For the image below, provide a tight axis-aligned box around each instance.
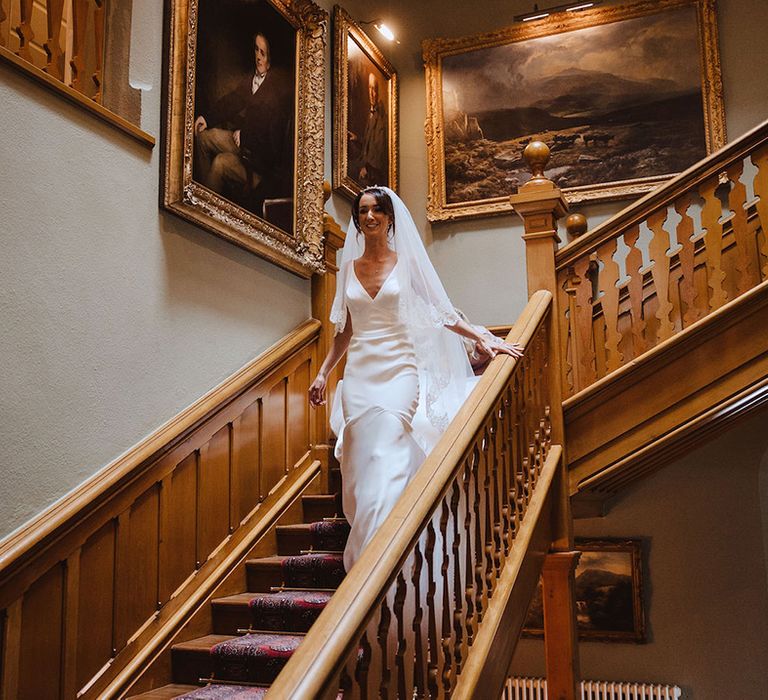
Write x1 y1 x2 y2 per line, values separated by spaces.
565 213 588 238
322 180 332 203
523 141 550 180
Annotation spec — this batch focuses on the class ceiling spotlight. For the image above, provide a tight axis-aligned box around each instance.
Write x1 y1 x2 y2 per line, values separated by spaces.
514 1 600 22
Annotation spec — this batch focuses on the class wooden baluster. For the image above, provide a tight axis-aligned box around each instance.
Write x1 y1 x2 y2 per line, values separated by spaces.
410 541 428 698
561 268 578 395
726 160 758 294
438 495 453 694
425 517 440 698
70 0 89 94
751 144 768 279
92 0 105 101
481 428 496 601
498 396 512 557
15 0 34 62
377 599 393 699
339 655 355 698
700 176 729 310
491 409 506 570
356 631 372 699
471 444 485 631
42 0 66 79
450 479 465 686
552 278 576 398
393 572 409 700
594 238 623 373
674 193 703 326
647 208 676 343
623 225 647 358
462 458 476 647
570 256 597 391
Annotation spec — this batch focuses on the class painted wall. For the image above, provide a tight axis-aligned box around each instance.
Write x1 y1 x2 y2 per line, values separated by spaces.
510 409 768 699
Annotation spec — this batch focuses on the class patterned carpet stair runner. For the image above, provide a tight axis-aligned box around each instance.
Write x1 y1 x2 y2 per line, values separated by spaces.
128 474 348 699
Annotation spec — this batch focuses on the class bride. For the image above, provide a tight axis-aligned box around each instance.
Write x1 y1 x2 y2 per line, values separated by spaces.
308 187 521 570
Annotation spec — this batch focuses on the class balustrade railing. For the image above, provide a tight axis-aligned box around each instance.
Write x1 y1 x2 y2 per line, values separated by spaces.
2 0 104 99
267 290 568 699
551 119 768 398
0 0 149 142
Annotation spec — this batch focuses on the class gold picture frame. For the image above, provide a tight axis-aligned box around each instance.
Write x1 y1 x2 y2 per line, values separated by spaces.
423 0 726 222
524 538 647 643
162 0 327 277
332 5 398 200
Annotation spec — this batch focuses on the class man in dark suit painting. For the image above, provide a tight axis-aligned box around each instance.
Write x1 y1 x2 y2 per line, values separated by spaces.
194 31 293 210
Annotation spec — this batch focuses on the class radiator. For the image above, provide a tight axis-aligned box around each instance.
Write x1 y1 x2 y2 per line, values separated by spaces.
504 677 682 700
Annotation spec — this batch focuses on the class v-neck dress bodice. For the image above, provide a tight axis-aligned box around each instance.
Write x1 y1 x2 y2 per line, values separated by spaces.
336 260 423 570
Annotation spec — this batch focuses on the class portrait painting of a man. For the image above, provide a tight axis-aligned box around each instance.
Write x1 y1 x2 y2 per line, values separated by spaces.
332 5 397 200
193 0 296 234
347 54 388 188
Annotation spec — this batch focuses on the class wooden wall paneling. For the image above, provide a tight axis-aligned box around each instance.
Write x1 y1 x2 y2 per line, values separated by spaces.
197 427 231 565
76 519 116 691
61 548 81 699
130 485 161 635
262 380 288 496
1 599 22 700
158 452 197 603
232 401 261 527
18 562 64 699
288 358 311 470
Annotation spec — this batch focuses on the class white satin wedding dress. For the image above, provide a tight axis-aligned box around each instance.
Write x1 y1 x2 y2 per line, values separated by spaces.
333 260 432 571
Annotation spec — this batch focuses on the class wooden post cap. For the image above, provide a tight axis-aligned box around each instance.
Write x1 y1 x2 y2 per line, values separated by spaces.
564 213 588 238
322 180 332 203
523 140 551 179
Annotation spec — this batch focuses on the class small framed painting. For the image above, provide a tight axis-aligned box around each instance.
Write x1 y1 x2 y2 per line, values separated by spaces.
524 538 647 643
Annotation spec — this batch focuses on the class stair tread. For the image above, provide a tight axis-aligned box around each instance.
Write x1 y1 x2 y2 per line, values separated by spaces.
127 684 200 699
173 634 234 652
213 589 334 606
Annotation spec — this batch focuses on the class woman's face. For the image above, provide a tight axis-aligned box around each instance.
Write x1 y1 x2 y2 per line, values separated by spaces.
357 193 391 241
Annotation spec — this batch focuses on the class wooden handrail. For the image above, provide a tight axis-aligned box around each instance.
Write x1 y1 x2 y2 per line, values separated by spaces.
555 116 768 269
267 290 562 699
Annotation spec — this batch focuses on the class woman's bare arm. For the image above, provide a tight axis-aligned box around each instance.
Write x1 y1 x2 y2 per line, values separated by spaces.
309 311 353 406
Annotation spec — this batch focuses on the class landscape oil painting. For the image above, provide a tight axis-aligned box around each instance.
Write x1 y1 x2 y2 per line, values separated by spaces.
423 0 725 221
523 538 646 643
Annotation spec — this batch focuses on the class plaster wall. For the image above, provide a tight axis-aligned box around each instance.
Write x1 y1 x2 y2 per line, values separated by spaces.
511 409 768 699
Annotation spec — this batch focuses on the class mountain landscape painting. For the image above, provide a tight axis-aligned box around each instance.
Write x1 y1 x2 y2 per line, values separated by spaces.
523 539 645 642
436 2 712 209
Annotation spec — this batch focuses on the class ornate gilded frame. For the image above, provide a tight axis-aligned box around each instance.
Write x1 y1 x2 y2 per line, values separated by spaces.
423 0 726 222
523 538 647 643
332 5 398 200
162 0 327 277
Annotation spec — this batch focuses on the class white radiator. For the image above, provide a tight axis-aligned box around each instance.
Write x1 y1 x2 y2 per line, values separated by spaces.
504 677 682 700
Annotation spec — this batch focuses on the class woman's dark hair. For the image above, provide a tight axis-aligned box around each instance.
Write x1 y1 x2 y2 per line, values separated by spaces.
351 187 395 235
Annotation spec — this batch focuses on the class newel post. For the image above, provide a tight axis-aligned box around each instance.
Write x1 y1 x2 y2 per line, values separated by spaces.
311 184 346 476
510 144 580 700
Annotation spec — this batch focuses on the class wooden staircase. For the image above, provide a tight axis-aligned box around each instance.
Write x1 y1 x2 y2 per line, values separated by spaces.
129 470 347 698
